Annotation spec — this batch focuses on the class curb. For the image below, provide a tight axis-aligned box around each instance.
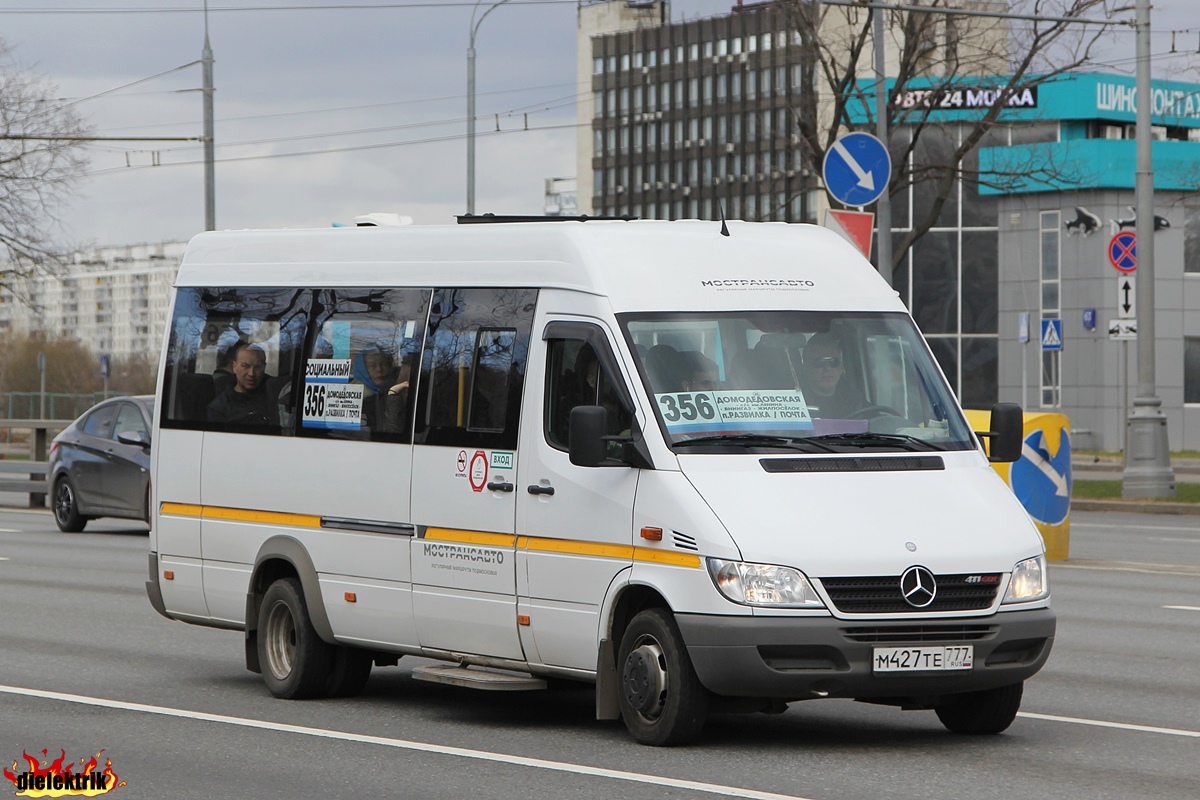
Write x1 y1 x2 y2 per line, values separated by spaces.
1071 499 1200 515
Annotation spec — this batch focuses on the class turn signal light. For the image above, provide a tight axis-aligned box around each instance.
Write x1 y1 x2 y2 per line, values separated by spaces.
163 570 174 581
640 527 663 541
344 592 357 603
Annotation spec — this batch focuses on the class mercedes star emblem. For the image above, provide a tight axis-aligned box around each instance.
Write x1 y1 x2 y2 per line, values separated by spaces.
900 566 937 608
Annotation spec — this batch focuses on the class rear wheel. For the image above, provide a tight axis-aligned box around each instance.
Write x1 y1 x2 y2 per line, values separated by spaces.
935 682 1023 735
53 477 87 533
257 578 333 699
617 608 709 746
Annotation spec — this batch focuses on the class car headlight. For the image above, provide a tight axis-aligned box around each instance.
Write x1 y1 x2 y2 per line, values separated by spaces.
1003 555 1049 603
707 559 825 608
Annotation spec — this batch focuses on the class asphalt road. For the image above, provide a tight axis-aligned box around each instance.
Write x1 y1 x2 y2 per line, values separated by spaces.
1 508 1196 800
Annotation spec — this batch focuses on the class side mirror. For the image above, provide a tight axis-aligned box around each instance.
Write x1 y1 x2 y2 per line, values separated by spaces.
981 402 1023 463
569 406 609 467
117 430 151 451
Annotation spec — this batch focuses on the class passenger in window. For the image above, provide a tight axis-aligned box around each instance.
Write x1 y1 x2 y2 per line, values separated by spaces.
798 333 865 418
212 333 240 395
353 346 410 433
678 351 720 392
207 341 278 426
576 346 631 455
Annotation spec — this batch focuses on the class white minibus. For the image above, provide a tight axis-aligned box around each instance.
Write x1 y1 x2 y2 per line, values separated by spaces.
146 218 1054 745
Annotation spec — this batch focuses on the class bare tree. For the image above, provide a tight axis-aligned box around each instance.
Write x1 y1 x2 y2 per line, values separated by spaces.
785 0 1118 273
0 38 92 299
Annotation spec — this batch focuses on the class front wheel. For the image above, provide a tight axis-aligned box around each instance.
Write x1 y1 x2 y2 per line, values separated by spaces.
617 608 709 746
257 577 334 699
935 682 1023 735
53 477 87 533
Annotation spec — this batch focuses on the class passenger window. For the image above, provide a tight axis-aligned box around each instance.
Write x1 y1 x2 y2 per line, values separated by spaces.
544 337 632 451
161 287 311 435
81 405 118 439
301 288 429 443
414 288 536 449
114 403 147 440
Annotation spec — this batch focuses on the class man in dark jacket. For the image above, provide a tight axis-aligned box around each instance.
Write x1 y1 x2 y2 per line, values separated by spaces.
799 333 865 419
207 341 277 426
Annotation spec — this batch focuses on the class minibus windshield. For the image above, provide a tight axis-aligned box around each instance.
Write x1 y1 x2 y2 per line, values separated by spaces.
620 311 976 453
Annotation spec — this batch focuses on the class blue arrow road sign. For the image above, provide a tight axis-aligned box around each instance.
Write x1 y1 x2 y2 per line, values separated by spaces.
1011 428 1072 526
1041 319 1063 351
822 132 891 207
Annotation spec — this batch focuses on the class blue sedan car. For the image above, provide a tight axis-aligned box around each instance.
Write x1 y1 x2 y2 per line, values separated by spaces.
48 395 154 532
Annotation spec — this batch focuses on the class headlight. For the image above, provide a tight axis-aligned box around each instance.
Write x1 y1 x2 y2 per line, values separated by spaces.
1003 555 1049 603
707 559 825 608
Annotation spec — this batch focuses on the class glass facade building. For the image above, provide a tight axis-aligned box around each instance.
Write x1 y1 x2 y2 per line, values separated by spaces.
587 2 818 224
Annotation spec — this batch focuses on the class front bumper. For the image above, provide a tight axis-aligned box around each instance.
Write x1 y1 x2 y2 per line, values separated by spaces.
677 607 1055 701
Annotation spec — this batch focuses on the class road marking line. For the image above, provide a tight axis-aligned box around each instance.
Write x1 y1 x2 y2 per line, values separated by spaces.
1163 605 1200 612
1018 712 1200 739
1051 560 1200 577
0 685 813 800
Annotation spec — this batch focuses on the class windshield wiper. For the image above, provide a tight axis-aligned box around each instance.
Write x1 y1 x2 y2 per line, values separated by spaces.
805 432 944 451
673 434 837 453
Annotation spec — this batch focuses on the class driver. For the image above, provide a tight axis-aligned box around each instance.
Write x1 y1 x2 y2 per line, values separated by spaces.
799 333 866 418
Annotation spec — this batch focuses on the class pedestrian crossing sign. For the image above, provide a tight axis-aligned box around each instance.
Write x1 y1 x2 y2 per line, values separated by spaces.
1041 319 1063 351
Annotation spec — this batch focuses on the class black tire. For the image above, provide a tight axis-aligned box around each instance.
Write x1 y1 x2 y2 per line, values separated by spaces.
257 578 334 699
935 682 1023 735
53 477 87 533
617 608 709 746
326 647 373 698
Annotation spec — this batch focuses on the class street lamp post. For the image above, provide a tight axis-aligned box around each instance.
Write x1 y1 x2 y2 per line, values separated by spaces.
1122 0 1175 497
870 3 892 286
467 0 513 215
202 0 215 231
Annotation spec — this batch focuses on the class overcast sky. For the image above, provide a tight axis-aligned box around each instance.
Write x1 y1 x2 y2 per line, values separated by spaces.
1 0 1196 249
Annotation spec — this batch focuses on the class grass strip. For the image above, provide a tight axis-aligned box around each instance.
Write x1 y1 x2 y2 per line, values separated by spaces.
1074 479 1200 503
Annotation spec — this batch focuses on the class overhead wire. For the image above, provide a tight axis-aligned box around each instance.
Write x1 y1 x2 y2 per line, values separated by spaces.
0 2 577 15
93 80 586 133
79 118 586 178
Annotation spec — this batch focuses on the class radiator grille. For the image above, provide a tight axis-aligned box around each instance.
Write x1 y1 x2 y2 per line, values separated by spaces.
820 573 1000 614
842 625 998 644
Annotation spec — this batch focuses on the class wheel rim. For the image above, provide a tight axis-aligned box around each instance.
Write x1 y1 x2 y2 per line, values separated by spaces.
622 636 668 723
54 482 74 525
264 599 297 680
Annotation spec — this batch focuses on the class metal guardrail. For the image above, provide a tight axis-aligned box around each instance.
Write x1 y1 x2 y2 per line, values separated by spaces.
0 420 70 508
0 461 49 505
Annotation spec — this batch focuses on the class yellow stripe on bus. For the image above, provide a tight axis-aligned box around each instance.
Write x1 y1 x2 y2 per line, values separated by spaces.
525 537 635 560
160 502 203 517
203 506 322 528
633 548 702 568
155 508 700 568
424 528 517 547
156 503 321 528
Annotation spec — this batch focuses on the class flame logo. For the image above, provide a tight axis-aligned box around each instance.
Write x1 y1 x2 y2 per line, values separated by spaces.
3 750 124 797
